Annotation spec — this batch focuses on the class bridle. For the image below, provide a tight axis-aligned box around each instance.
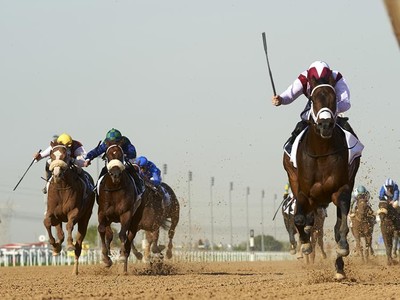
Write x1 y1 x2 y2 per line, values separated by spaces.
309 84 337 124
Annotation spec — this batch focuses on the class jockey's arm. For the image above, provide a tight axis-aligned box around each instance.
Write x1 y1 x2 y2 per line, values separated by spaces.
73 146 87 167
35 146 52 160
335 77 351 114
276 78 304 106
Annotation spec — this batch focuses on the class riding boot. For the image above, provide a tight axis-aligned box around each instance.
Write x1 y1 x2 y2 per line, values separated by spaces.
42 162 52 194
158 185 171 209
337 116 358 138
98 166 108 179
128 166 145 195
284 120 308 154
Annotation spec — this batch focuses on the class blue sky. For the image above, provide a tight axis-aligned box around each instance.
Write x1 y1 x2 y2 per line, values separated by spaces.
1 0 399 247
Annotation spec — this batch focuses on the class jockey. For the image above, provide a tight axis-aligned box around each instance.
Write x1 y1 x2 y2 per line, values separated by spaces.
134 156 170 208
349 185 372 217
84 128 144 194
34 133 88 193
379 178 399 207
271 61 357 154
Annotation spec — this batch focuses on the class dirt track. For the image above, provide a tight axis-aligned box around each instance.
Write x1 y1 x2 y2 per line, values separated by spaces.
1 256 400 300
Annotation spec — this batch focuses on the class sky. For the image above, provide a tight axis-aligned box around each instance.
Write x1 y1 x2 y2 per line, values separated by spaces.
1 0 399 247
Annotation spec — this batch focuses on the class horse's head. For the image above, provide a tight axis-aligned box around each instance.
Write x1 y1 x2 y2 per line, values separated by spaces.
49 144 70 183
105 144 125 183
309 76 337 139
377 200 392 223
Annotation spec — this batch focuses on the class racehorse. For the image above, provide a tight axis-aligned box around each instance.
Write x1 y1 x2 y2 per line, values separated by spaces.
283 76 360 279
377 200 400 265
97 144 143 273
131 182 180 261
45 142 95 275
282 197 327 263
350 197 375 262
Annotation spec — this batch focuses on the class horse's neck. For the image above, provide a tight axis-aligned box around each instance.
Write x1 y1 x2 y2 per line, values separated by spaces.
305 125 344 154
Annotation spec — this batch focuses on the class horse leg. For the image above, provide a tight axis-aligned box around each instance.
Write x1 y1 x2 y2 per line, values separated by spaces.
144 231 152 262
393 231 399 258
283 213 297 255
131 240 143 260
98 217 112 267
318 228 327 259
151 229 165 254
167 210 179 259
294 202 312 255
66 209 79 251
118 213 131 273
334 190 351 257
382 230 394 265
72 212 91 275
44 215 62 256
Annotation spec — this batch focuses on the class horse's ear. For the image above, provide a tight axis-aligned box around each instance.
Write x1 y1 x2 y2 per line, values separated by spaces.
309 77 318 91
50 141 56 147
328 74 336 87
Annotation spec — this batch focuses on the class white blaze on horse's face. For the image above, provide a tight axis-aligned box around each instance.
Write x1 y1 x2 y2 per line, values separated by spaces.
53 149 63 161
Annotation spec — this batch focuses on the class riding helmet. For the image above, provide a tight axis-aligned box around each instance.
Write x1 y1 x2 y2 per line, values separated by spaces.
356 185 367 194
385 178 394 187
307 60 332 81
57 133 73 147
136 156 148 167
106 128 122 142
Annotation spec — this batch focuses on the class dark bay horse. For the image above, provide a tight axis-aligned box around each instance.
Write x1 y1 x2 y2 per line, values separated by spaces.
377 200 400 265
283 77 360 279
350 197 375 262
97 144 143 273
131 182 180 261
45 143 95 275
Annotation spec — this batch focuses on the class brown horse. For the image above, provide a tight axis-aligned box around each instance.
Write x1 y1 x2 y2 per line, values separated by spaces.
45 143 95 275
131 182 179 261
350 197 375 262
97 144 143 273
377 200 400 265
283 77 360 279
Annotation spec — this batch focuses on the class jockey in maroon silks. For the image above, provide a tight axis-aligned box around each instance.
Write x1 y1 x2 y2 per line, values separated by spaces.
271 60 356 154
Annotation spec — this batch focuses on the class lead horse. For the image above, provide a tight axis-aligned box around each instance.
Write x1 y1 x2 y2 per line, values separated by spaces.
97 144 143 274
45 143 95 275
283 76 360 279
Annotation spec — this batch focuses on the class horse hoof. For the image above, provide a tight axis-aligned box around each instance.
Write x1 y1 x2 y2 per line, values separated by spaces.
52 251 60 257
166 249 172 259
103 260 112 268
67 244 75 251
290 249 296 255
304 226 312 234
335 272 346 280
135 252 143 260
302 243 312 255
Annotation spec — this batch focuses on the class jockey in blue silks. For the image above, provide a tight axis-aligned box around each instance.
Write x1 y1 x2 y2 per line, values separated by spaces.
84 128 144 194
379 178 399 206
134 156 170 207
